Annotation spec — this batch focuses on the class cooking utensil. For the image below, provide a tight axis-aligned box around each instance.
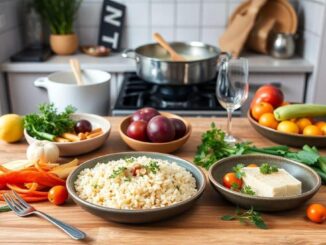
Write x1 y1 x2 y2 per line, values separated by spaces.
3 191 86 240
209 155 321 212
268 32 296 59
230 0 297 34
219 0 268 57
24 113 111 156
69 59 84 86
66 152 206 223
122 42 221 85
247 111 326 148
247 18 276 54
34 69 111 115
119 112 191 153
153 33 186 62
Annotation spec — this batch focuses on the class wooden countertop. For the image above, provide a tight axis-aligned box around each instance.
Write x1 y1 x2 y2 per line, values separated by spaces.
0 117 325 244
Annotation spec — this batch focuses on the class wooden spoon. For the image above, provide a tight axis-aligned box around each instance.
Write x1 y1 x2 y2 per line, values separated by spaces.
69 59 84 86
153 33 186 62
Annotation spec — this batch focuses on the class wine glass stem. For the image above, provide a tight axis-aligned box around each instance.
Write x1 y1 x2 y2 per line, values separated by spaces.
226 109 233 136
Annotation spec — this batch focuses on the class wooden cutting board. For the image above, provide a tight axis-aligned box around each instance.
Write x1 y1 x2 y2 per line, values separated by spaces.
219 0 268 57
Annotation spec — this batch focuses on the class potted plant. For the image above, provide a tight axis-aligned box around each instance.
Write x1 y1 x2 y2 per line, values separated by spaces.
33 0 82 55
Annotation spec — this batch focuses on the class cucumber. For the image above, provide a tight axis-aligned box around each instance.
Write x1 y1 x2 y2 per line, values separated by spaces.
274 104 326 121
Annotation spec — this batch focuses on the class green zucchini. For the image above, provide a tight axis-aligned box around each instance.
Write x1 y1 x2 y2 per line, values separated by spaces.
274 104 326 121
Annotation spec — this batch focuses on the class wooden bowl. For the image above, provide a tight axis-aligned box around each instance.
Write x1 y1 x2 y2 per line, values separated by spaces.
119 112 191 153
248 111 326 148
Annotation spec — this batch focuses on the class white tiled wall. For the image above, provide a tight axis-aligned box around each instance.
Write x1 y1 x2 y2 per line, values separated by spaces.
76 0 242 48
0 0 24 114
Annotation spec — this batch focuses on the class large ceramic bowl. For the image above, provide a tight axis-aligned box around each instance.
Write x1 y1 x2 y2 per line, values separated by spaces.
24 113 111 156
209 154 321 212
248 111 326 148
67 152 206 223
119 112 191 153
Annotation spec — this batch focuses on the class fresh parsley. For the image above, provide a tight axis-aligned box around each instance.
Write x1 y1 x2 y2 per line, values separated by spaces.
231 182 240 191
24 103 76 141
241 185 255 196
124 157 135 164
146 161 160 174
259 163 279 174
194 123 326 183
233 164 245 179
221 207 267 229
109 167 127 179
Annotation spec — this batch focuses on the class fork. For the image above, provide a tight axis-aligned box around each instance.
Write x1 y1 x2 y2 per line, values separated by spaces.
3 191 86 240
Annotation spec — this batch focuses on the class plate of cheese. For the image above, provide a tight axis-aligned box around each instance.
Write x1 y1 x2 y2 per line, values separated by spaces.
208 154 321 212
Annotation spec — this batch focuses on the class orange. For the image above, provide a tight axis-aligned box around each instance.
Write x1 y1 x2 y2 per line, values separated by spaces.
277 121 299 134
258 113 278 129
315 121 326 130
251 102 274 121
321 125 326 135
303 125 323 136
296 118 312 133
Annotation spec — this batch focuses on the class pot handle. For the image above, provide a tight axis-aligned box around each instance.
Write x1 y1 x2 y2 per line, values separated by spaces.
34 77 49 89
121 49 136 59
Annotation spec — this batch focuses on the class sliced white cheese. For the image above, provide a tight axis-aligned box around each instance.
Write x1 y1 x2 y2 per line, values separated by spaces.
242 167 302 197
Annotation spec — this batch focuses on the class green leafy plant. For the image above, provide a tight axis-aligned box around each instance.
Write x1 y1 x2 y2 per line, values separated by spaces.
221 207 267 229
33 0 82 35
260 163 279 174
24 103 76 141
241 185 255 196
194 123 326 183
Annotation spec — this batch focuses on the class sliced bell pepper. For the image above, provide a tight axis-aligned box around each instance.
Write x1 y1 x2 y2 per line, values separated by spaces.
6 184 48 196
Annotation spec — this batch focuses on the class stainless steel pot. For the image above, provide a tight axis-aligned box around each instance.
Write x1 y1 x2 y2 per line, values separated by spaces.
268 32 296 59
122 42 222 85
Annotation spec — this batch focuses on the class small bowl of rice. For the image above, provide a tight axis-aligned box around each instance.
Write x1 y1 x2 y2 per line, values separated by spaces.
66 152 206 223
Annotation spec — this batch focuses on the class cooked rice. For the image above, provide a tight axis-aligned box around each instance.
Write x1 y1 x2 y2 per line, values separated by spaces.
74 156 197 209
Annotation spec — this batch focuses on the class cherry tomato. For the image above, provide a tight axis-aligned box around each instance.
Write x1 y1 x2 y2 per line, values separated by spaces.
251 102 274 121
303 125 323 136
258 113 278 129
223 172 243 190
247 163 258 167
296 118 312 133
48 185 68 205
321 125 326 135
315 121 326 130
306 203 326 223
277 121 299 134
251 85 284 109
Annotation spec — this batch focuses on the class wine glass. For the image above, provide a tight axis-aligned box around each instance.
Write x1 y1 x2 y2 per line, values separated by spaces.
216 57 249 143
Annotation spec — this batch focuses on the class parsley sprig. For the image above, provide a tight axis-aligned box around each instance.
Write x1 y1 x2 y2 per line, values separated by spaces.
233 164 245 179
109 167 127 179
241 185 255 196
260 163 279 174
145 161 160 174
221 207 267 229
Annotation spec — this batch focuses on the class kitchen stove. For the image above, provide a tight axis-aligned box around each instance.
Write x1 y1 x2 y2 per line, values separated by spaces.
112 72 241 117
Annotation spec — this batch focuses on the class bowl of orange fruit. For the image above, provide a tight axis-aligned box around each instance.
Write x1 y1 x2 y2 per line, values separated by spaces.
248 85 326 147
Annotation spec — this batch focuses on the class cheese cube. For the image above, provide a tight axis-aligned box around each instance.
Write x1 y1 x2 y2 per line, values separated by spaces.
241 167 302 197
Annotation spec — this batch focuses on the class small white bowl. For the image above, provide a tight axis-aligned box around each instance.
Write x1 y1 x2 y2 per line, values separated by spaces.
24 113 111 156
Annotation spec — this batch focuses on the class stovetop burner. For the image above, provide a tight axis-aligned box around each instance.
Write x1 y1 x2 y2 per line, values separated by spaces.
112 72 241 117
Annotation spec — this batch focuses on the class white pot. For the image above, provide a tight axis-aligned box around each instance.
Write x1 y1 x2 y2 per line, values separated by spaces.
34 69 111 115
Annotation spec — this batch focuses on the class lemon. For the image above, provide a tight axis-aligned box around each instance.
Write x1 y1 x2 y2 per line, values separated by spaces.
0 114 24 143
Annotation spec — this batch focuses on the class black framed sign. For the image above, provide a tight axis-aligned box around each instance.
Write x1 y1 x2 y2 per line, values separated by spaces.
98 0 126 51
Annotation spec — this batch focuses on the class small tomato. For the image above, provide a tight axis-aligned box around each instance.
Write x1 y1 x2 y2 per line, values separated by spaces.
48 185 68 205
223 172 243 190
306 203 326 223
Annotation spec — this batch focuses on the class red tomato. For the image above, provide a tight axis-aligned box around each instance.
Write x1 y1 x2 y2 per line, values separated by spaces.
48 185 68 205
223 172 243 190
251 85 284 109
306 203 326 223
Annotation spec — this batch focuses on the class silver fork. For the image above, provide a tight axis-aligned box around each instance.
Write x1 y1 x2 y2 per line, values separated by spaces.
3 191 86 240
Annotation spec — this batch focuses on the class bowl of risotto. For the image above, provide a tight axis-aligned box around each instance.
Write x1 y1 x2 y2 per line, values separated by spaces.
66 152 206 223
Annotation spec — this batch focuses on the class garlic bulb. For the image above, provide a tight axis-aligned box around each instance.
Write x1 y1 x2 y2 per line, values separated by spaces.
26 140 60 163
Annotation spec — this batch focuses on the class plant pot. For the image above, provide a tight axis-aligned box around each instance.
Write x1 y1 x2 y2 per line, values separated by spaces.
50 33 78 55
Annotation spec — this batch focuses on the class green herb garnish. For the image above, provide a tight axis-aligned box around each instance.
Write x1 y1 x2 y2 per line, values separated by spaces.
109 167 127 179
259 163 279 174
241 185 255 196
124 157 135 164
0 205 11 212
231 182 240 191
233 164 245 179
221 207 267 229
194 123 326 183
24 103 76 141
146 161 160 174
